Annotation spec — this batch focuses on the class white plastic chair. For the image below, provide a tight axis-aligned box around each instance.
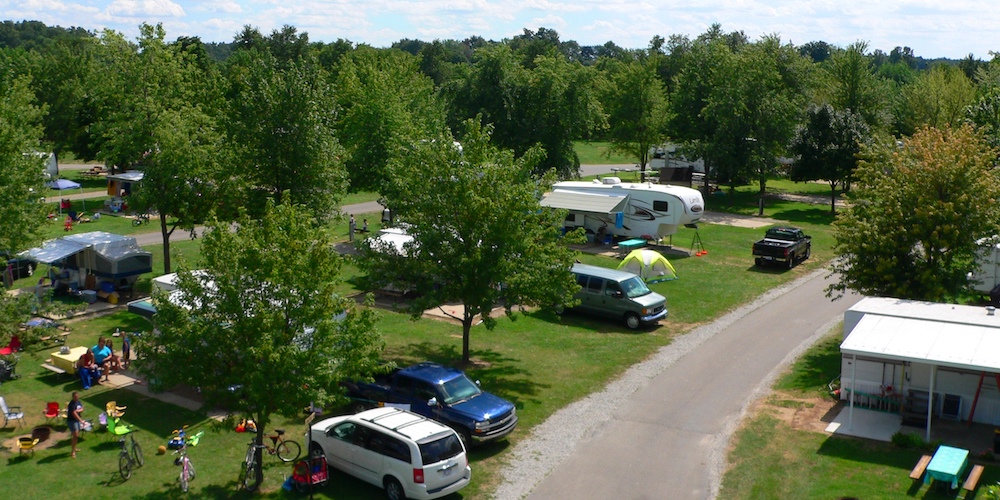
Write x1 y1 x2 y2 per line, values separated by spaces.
0 396 25 427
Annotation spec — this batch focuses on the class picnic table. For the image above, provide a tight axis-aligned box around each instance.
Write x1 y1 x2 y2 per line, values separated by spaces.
925 445 969 490
618 238 646 257
49 346 88 375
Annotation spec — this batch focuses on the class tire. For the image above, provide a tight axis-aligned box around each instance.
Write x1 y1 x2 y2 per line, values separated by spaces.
624 312 641 330
119 454 132 481
310 442 325 458
803 247 811 261
384 476 406 500
787 256 794 269
553 304 565 315
180 466 189 493
241 461 259 492
132 441 144 467
754 257 763 267
276 440 301 462
188 461 196 480
132 218 141 227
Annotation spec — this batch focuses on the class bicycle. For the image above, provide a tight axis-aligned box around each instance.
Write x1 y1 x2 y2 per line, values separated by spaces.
131 212 150 226
239 429 301 491
172 427 197 492
117 431 144 481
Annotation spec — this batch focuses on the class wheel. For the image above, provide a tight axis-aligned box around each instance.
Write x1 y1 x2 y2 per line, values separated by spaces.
188 461 196 480
132 441 144 467
754 257 763 267
294 479 309 494
276 440 301 462
119 453 132 481
787 256 794 269
132 218 141 227
241 461 259 492
553 304 565 315
310 442 324 458
624 312 641 330
384 476 406 500
180 467 189 493
802 247 811 261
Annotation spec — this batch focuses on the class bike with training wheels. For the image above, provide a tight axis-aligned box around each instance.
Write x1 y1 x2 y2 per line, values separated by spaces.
131 212 150 226
171 426 202 492
117 430 144 480
239 429 301 491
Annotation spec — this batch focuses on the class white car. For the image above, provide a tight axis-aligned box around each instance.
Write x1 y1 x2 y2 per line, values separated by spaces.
308 407 472 500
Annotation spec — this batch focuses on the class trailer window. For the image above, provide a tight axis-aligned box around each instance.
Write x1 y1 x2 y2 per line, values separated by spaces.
653 200 669 212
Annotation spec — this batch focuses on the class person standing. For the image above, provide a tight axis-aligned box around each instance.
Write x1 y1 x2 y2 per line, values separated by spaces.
349 214 356 242
68 392 83 458
362 218 369 233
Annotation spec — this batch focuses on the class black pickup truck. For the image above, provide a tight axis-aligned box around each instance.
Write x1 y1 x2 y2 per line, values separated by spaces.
753 227 811 269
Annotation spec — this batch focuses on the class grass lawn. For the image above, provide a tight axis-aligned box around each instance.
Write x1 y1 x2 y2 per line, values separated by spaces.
721 330 1000 499
2 181 849 497
573 140 635 165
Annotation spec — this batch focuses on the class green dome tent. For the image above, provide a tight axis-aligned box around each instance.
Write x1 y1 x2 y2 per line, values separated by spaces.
617 249 677 283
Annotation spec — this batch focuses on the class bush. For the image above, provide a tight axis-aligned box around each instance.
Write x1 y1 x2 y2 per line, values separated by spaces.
891 431 926 449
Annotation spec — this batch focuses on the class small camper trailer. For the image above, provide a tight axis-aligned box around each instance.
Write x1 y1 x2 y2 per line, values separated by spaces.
540 177 704 241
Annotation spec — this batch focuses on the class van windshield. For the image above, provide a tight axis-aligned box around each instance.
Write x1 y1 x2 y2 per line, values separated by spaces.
621 277 651 298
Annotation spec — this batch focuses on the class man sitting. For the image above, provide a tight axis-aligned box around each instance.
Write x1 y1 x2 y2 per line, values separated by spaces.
91 337 112 382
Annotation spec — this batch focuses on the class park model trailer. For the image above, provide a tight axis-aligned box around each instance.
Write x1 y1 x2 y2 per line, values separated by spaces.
540 177 704 241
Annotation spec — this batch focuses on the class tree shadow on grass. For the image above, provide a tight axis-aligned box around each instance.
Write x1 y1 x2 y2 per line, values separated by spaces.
391 341 547 412
768 207 836 226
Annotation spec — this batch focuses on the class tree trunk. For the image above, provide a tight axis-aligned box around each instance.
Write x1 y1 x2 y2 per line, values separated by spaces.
160 214 172 274
461 312 473 364
829 181 838 215
254 413 269 488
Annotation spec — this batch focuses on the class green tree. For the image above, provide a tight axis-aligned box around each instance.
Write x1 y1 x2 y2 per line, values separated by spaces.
899 64 975 135
0 61 47 342
334 47 446 194
450 44 604 178
822 41 890 132
789 104 869 213
829 125 1000 301
225 49 346 220
599 57 669 180
359 123 580 364
137 197 384 488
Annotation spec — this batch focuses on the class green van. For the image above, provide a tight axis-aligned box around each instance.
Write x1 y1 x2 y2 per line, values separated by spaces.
567 264 668 329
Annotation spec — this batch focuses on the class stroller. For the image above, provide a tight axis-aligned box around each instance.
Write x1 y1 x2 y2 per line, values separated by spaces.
290 454 328 493
0 356 18 384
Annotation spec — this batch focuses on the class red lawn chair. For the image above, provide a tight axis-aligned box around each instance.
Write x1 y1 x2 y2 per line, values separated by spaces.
0 335 21 356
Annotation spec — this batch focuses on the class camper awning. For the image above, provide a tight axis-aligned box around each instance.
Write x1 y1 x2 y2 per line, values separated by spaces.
22 239 88 264
841 314 1000 372
540 190 628 214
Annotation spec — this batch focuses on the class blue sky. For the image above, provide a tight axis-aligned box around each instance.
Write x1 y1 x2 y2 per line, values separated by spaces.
4 0 997 59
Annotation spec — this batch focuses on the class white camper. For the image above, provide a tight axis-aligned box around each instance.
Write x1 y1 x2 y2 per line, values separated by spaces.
540 177 704 240
971 236 1000 296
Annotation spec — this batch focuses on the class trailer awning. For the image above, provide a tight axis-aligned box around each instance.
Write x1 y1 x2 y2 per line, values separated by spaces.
841 314 1000 372
540 190 628 214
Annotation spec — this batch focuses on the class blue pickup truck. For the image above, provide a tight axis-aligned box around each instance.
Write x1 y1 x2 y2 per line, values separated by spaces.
343 362 518 446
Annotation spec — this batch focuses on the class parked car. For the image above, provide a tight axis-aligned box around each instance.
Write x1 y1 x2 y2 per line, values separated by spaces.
308 407 472 500
343 362 518 446
752 227 811 269
562 263 668 329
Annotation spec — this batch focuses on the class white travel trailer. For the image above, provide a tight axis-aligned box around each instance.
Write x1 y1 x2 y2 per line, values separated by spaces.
540 177 704 241
971 236 1000 296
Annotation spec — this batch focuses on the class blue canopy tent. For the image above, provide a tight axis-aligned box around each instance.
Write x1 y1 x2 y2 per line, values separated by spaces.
47 178 84 215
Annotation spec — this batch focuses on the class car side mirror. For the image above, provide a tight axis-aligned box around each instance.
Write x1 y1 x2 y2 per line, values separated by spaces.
427 397 438 407
612 291 623 298
475 380 481 387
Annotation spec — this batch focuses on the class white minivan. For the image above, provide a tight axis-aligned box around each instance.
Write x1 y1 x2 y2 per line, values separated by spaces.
309 407 472 500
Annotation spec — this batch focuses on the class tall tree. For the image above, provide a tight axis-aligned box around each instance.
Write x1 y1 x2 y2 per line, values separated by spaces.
451 44 604 178
0 60 47 342
599 57 669 180
789 104 870 213
137 197 384 489
225 49 346 220
829 125 1000 301
334 47 446 194
899 64 975 135
358 123 580 364
822 41 890 132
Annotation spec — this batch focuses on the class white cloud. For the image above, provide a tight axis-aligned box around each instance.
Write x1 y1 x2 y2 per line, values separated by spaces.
104 0 186 18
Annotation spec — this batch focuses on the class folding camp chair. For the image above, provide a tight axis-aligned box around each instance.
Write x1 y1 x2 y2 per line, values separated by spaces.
0 396 25 427
0 335 21 356
106 414 132 437
43 401 62 423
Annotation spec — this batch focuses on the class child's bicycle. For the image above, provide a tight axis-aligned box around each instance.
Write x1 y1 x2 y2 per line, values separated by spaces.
170 426 203 492
117 431 144 480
